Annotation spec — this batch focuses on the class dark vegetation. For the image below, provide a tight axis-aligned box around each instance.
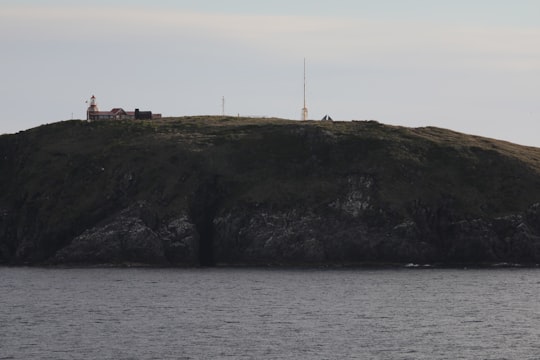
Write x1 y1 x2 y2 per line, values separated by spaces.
2 116 540 266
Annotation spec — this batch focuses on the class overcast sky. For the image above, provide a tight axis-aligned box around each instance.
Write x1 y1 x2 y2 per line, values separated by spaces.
1 1 539 146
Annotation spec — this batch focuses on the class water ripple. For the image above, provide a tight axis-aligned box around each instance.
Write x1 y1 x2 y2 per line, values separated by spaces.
2 267 540 359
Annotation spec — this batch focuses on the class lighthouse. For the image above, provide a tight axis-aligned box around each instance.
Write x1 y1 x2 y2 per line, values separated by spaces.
86 95 99 121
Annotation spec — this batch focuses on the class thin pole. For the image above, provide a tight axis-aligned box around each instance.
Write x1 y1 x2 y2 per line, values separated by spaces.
222 96 225 116
302 58 308 121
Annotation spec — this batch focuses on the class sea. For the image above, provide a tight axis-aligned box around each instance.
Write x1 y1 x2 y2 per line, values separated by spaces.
2 266 540 360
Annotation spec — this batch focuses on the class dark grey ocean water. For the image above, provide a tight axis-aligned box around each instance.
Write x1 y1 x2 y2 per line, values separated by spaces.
1 267 540 359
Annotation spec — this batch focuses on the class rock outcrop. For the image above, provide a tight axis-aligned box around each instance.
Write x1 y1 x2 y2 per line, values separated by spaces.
52 202 199 265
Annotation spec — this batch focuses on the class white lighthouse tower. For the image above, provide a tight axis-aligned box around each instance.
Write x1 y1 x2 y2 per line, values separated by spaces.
86 95 99 121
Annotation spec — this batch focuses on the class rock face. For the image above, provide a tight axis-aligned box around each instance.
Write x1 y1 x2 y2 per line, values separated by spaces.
211 196 540 266
2 117 540 266
52 202 198 265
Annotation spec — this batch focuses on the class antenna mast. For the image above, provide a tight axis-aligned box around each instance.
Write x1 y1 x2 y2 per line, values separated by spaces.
301 58 308 121
222 96 225 116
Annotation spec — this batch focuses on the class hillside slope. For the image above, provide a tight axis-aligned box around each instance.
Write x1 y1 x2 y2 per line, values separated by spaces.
2 117 540 266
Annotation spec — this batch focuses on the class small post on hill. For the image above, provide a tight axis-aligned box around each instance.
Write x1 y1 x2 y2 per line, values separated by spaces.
222 96 225 116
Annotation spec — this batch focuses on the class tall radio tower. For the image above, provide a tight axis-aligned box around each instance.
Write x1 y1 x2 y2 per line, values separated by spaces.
301 58 308 121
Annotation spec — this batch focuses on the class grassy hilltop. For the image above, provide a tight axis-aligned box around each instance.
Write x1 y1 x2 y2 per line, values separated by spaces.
2 116 540 266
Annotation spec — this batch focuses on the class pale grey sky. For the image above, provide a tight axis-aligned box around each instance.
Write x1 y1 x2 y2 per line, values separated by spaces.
1 1 539 146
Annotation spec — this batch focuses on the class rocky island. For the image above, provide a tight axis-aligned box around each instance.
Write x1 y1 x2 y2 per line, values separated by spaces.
2 117 540 267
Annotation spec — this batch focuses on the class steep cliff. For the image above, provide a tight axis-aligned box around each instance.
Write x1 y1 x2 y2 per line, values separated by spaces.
2 117 540 266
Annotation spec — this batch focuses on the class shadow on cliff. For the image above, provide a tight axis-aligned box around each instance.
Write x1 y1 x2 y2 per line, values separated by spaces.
188 175 226 266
